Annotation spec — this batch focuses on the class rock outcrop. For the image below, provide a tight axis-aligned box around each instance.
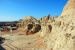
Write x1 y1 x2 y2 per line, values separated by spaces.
40 16 56 24
16 0 75 50
45 0 75 50
18 16 38 28
61 0 75 16
17 16 39 32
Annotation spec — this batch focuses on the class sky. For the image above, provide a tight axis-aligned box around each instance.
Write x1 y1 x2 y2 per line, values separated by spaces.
0 0 68 21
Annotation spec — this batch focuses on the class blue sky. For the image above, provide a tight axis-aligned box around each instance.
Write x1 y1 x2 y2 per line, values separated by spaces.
0 0 67 21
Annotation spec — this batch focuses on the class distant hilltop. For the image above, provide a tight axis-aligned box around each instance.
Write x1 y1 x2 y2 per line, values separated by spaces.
0 21 18 26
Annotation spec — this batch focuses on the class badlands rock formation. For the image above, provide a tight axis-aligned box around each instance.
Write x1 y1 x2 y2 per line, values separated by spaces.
25 24 41 35
17 16 39 32
17 15 55 35
45 0 75 50
18 16 38 28
12 0 75 50
61 0 75 16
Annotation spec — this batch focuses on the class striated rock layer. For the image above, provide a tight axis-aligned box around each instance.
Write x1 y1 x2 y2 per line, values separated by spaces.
61 0 75 16
45 0 75 50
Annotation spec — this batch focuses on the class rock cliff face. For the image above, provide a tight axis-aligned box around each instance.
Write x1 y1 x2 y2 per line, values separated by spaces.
61 0 75 16
46 16 75 50
45 0 75 50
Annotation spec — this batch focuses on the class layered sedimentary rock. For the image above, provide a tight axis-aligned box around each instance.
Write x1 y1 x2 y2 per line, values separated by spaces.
45 0 75 50
18 16 38 28
17 16 39 32
61 0 75 16
15 0 75 50
46 16 75 50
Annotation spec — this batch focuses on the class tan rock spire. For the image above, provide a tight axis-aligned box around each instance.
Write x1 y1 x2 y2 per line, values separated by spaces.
61 0 75 16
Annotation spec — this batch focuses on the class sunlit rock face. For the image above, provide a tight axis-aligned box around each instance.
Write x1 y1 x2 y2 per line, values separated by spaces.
17 16 39 32
46 0 75 50
18 16 38 28
5 0 75 50
61 0 75 16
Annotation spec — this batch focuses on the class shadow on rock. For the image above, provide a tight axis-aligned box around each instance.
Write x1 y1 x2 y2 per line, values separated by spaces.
0 37 6 50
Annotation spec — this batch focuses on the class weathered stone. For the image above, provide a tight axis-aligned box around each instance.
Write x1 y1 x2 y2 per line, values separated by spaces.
32 24 41 33
61 0 75 16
